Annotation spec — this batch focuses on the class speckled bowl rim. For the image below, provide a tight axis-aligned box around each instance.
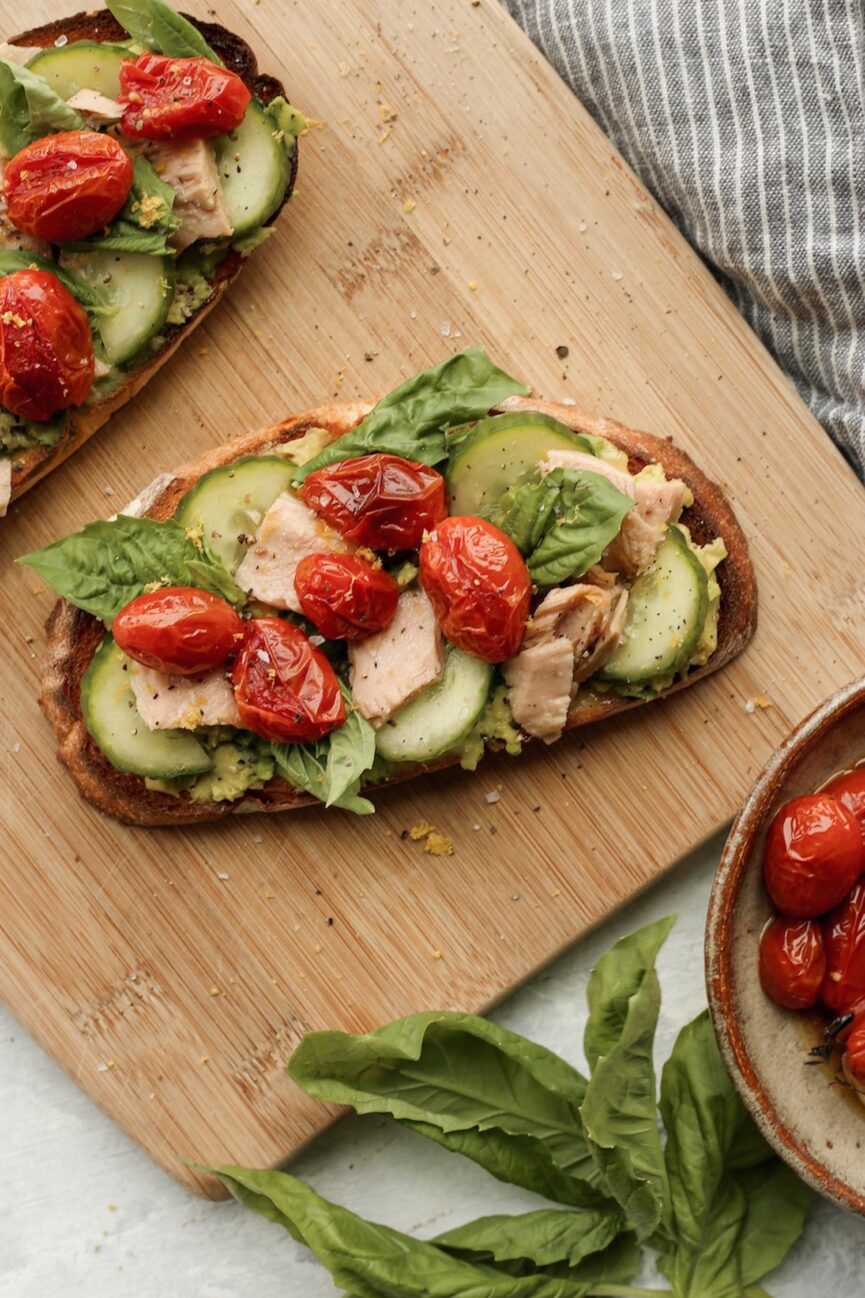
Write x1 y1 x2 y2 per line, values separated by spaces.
706 675 865 1216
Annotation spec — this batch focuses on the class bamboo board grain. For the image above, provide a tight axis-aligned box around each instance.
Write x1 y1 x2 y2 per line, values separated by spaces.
2 0 865 1198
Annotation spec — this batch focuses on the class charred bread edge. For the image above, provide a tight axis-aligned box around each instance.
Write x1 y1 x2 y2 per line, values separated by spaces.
40 395 758 825
6 9 297 502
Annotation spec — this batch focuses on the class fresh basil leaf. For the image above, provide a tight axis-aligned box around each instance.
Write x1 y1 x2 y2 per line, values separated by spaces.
292 348 531 484
67 157 181 256
106 0 221 62
434 1208 624 1273
270 717 376 817
208 1166 597 1298
288 1010 607 1208
493 467 633 587
17 515 241 622
657 1012 811 1297
580 916 674 1238
0 59 85 155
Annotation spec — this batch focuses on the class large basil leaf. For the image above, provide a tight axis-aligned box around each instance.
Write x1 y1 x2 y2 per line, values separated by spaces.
0 59 85 156
18 515 242 622
291 349 530 484
657 1012 811 1298
434 1208 624 1274
106 0 221 62
492 467 633 587
67 157 181 256
288 1011 608 1208
271 694 376 816
579 916 673 1238
209 1166 598 1298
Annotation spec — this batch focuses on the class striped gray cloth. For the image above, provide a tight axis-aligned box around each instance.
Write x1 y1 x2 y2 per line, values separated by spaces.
503 0 865 475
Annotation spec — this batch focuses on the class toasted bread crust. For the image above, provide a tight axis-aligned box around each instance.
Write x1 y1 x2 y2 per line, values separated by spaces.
5 9 297 502
40 397 758 825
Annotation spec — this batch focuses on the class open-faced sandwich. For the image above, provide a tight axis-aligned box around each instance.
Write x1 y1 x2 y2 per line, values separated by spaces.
0 0 303 513
22 348 757 825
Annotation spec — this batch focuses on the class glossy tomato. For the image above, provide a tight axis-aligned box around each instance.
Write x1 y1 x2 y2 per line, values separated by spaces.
231 617 345 743
299 454 448 551
845 1011 865 1085
294 552 399 641
821 879 865 1016
0 270 94 421
113 586 244 675
758 916 826 1010
119 54 251 141
419 515 532 663
823 767 865 845
4 130 133 242
763 794 862 918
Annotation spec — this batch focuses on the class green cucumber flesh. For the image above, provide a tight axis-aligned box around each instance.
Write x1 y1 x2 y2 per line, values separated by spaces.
81 637 213 780
374 647 493 764
214 101 291 237
65 250 174 365
598 526 709 684
175 456 297 575
446 411 594 517
27 42 130 101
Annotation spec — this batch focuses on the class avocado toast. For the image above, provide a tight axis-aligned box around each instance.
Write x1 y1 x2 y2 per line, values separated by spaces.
24 350 757 825
0 0 301 511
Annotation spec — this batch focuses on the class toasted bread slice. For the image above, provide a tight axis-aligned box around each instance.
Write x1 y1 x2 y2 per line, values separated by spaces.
40 396 757 825
4 9 297 504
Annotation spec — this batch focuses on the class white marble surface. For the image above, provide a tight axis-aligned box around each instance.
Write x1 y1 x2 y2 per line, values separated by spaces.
3 831 864 1296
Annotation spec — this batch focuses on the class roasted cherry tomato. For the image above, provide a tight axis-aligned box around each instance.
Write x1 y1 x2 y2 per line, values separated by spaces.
299 454 448 551
4 130 133 243
845 1011 865 1086
823 768 865 845
119 53 251 141
231 617 345 743
113 586 244 675
822 879 865 1016
758 916 826 1010
763 794 863 918
294 552 399 641
0 269 94 421
419 515 532 663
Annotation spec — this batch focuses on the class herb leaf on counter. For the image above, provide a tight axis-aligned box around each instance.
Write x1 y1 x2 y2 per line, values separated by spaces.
106 0 222 62
291 349 531 483
434 1207 627 1274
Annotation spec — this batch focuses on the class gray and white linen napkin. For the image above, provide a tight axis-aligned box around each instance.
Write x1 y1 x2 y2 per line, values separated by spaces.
503 0 865 475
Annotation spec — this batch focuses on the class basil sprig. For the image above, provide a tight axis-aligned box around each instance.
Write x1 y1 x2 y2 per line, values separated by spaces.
106 0 222 62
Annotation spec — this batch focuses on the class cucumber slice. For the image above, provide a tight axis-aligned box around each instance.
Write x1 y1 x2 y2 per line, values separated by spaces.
214 101 291 237
375 648 493 763
175 456 297 575
27 41 130 101
81 637 213 780
446 411 594 517
65 250 174 364
598 526 709 684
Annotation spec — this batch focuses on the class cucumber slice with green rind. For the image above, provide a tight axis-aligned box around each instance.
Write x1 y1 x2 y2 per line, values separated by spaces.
26 42 130 101
446 411 594 518
175 456 297 575
66 250 174 365
374 647 493 763
598 526 709 684
81 637 213 779
214 101 291 237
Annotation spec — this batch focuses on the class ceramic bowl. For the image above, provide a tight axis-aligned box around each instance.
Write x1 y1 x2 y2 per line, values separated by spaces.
706 676 865 1215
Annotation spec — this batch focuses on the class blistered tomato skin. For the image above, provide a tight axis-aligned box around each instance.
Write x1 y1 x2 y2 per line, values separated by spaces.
231 617 345 743
0 270 94 421
845 1012 865 1085
5 130 133 243
758 916 826 1010
113 587 244 675
822 768 865 845
300 454 448 551
763 794 863 918
119 54 251 141
294 553 399 641
419 515 532 663
821 879 865 1016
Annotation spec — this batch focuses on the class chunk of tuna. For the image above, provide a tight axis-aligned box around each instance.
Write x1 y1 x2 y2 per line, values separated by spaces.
524 579 628 684
503 638 573 744
66 89 123 120
130 663 240 730
235 491 354 613
349 587 444 727
0 459 10 517
143 138 232 251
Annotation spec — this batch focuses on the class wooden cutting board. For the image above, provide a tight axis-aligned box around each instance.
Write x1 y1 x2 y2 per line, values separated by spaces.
2 0 865 1197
